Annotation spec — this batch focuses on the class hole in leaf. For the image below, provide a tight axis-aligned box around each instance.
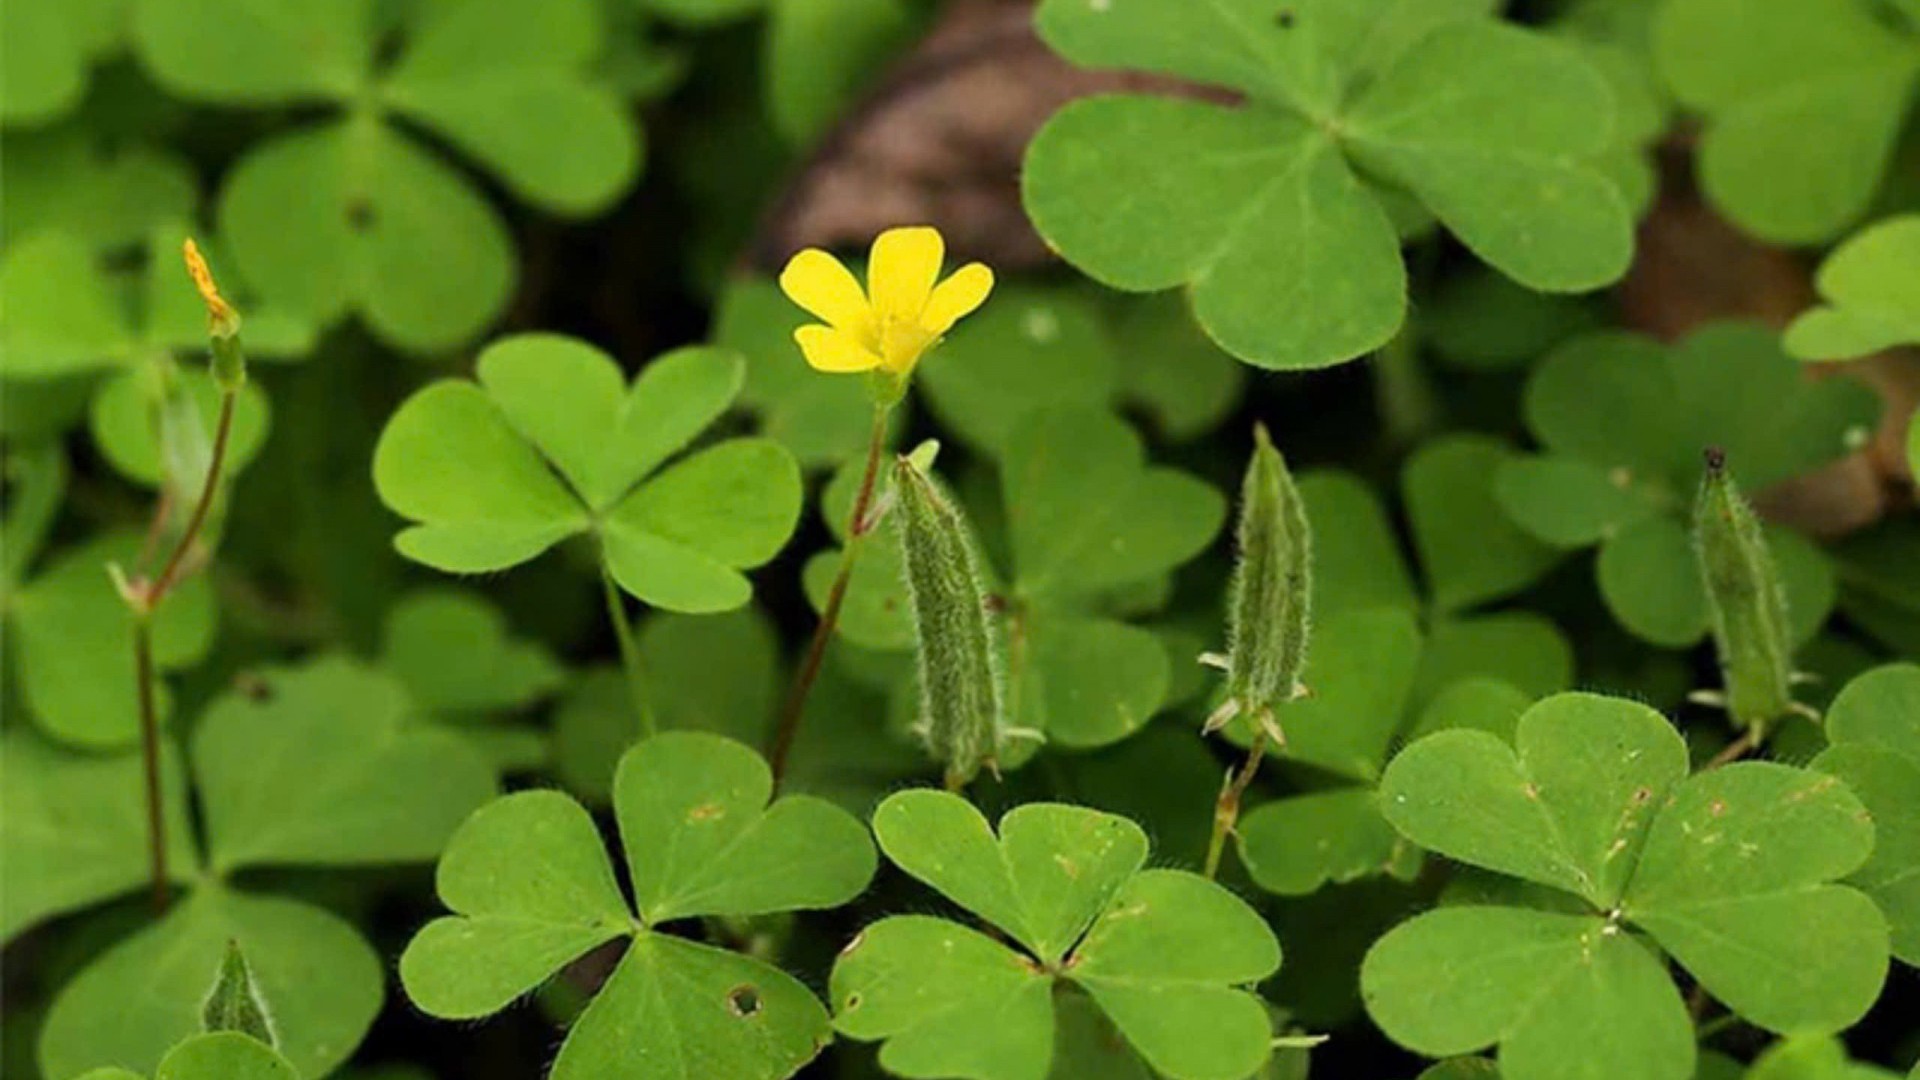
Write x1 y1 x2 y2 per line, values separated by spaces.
1275 7 1296 28
235 674 274 702
726 985 762 1017
843 992 862 1011
347 198 378 233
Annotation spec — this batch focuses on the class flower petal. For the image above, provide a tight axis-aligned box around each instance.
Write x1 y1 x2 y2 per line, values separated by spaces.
780 249 875 335
920 263 995 336
795 325 882 373
868 226 943 321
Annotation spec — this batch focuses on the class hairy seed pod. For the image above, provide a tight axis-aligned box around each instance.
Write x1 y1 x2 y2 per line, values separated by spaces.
893 455 1004 788
201 939 277 1047
1208 424 1313 740
1692 448 1794 731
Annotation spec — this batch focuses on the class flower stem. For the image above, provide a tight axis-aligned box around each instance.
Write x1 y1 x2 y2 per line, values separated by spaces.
1704 726 1761 770
768 404 889 784
150 390 237 599
1204 724 1271 879
132 612 169 911
601 565 657 739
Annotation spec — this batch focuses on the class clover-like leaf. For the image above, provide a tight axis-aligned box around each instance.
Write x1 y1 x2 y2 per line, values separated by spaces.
1787 216 1920 361
39 887 383 1079
380 588 565 715
1655 0 1920 244
1 127 197 251
1110 292 1248 441
835 791 1280 1080
374 333 800 612
1003 406 1225 601
401 732 875 1080
153 1033 299 1080
917 286 1118 457
1366 691 1890 1078
1404 436 1559 615
191 657 498 873
1364 906 1695 1080
0 726 195 942
1500 324 1877 645
1025 2 1632 369
1812 664 1920 967
8 532 215 747
138 0 640 350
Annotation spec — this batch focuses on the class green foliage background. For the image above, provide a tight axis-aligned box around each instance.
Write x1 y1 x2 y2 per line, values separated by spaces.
2 0 1918 1079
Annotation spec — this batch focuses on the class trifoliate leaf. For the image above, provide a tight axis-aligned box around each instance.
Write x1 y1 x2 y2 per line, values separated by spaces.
218 119 515 353
1623 764 1885 1032
401 732 874 1080
917 286 1118 456
399 790 635 1019
838 791 1281 1080
1109 292 1247 441
553 610 780 801
1368 690 1890 1073
1422 268 1603 372
1364 906 1695 1080
1503 324 1874 644
141 0 639 349
1025 2 1632 369
154 1033 299 1080
1003 406 1224 599
382 0 640 214
9 532 215 748
40 886 382 1079
1812 664 1920 966
1383 693 1689 908
0 231 135 380
0 726 195 942
373 334 800 611
191 657 497 873
1403 435 1558 614
132 0 371 103
1 128 196 250
1655 0 1919 243
380 588 564 715
1298 471 1420 616
1787 216 1920 360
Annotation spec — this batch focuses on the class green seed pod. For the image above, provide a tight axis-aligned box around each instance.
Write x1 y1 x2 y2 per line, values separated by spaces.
893 454 1004 788
1692 448 1795 731
1208 424 1313 741
201 939 277 1048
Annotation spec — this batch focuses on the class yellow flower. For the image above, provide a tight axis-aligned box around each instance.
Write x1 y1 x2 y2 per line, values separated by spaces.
779 226 994 377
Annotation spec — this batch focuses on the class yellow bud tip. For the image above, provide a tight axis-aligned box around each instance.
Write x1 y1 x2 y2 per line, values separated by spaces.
182 238 239 334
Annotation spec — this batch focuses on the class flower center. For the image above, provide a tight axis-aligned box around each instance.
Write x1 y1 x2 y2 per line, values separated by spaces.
876 313 935 374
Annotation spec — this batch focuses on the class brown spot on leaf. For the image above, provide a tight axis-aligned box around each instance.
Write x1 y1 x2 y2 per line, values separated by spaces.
688 802 726 823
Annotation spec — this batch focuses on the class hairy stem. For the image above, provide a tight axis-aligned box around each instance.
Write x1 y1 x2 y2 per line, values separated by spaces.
1204 724 1271 879
133 613 169 911
768 404 889 784
601 565 657 739
1704 726 1761 770
151 390 237 599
